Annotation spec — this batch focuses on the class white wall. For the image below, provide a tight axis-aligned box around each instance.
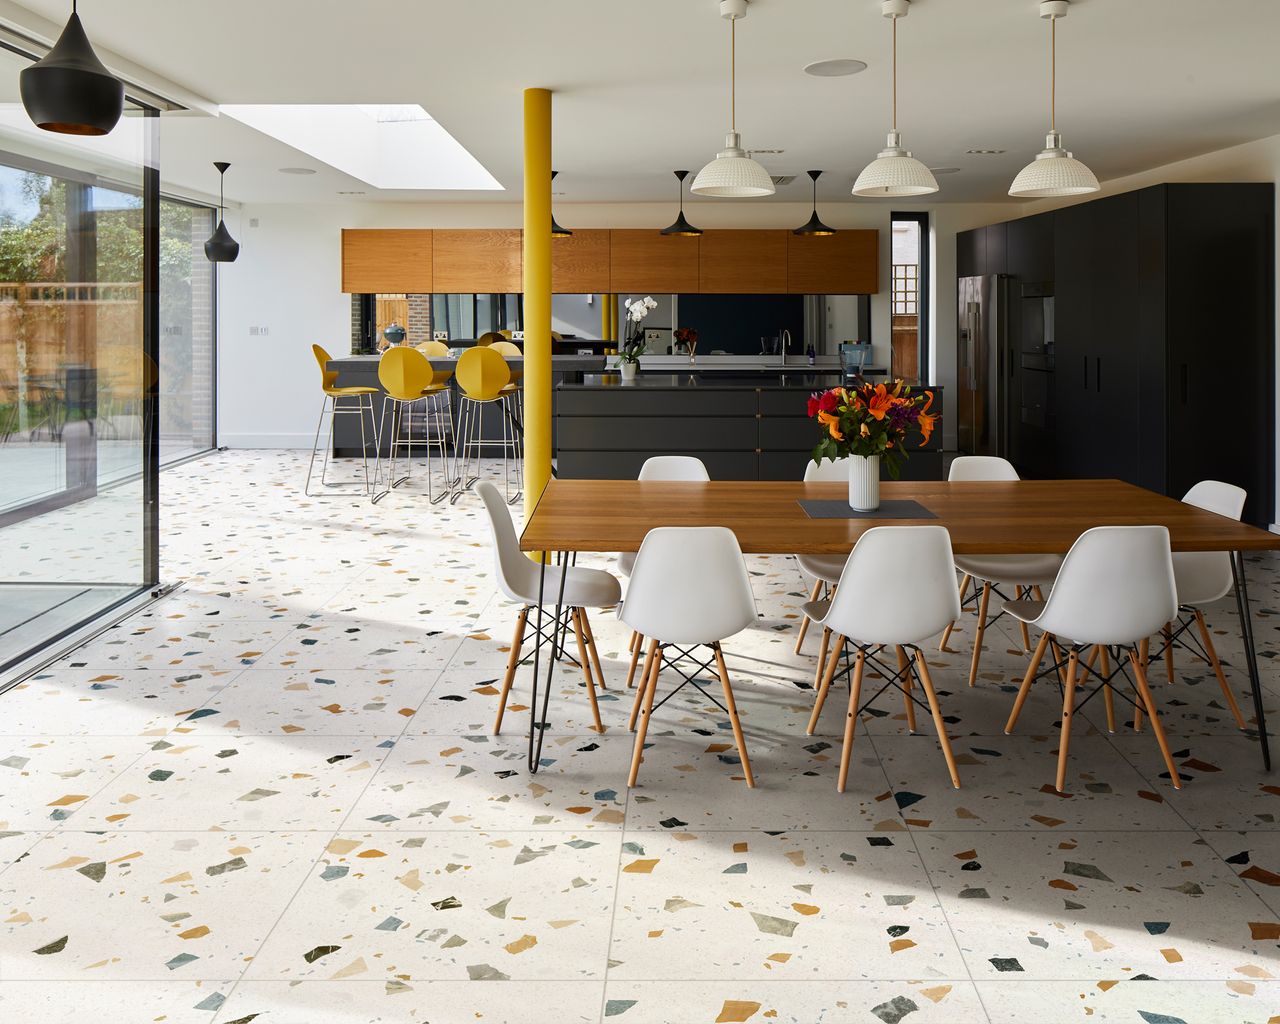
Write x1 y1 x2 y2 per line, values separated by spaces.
216 199 1012 449
1016 131 1280 528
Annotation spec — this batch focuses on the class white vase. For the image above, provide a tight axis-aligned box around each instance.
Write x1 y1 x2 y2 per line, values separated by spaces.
619 362 637 381
848 454 880 512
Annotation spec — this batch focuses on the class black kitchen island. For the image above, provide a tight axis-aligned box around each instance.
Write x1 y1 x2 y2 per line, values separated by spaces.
555 371 944 481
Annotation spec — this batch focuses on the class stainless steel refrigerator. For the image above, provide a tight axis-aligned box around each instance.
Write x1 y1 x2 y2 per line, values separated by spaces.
956 274 1010 457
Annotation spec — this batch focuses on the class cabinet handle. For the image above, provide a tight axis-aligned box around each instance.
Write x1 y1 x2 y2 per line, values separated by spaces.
1180 364 1188 403
1095 357 1102 393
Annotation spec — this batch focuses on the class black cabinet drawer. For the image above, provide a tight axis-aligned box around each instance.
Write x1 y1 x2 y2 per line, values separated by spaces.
557 450 758 481
557 389 757 418
761 416 818 452
557 415 754 452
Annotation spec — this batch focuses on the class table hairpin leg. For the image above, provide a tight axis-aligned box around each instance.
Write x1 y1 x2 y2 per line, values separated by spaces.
1231 550 1271 772
528 547 570 773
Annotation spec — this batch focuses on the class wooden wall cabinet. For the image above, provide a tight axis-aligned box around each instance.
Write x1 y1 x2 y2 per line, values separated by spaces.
341 229 432 294
786 230 878 294
609 230 700 294
432 229 522 292
551 229 610 293
698 230 786 293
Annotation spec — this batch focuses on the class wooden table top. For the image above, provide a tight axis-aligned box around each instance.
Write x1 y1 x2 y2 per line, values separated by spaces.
519 478 1280 555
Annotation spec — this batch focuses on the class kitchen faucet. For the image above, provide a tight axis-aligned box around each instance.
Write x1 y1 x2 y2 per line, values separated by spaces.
780 329 792 364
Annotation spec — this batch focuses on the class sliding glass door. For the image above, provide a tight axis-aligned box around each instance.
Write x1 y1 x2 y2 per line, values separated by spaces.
0 45 159 672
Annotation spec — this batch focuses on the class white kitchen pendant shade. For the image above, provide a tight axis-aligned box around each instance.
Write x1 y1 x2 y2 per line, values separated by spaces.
1009 130 1099 197
692 131 775 197
853 130 938 197
1009 1 1099 198
692 2 774 198
853 1 937 198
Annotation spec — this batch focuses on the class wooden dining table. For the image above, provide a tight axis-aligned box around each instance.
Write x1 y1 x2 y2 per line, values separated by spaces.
518 478 1280 772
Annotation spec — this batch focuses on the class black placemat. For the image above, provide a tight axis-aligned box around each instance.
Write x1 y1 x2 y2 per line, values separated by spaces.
798 498 937 520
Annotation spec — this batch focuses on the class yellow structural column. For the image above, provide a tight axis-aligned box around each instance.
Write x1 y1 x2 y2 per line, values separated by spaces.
523 87 553 520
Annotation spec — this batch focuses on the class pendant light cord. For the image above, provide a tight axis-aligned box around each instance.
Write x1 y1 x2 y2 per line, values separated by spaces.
730 16 736 131
891 14 898 131
1050 14 1056 131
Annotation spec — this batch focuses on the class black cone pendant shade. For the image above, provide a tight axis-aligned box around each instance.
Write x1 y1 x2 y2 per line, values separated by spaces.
660 170 702 236
204 162 240 263
550 170 572 238
794 170 836 236
20 1 123 136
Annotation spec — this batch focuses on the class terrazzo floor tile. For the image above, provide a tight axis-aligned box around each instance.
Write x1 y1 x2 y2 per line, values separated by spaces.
0 980 228 1023
608 829 966 981
259 617 467 672
915 829 1280 981
976 979 1280 1024
243 831 619 982
1099 733 1280 830
345 733 633 831
0 734 152 828
0 829 330 980
0 829 50 873
212 980 605 1024
0 668 239 737
176 668 443 736
1199 830 1280 916
597 980 987 1024
74 735 396 830
873 731 1190 832
68 618 298 672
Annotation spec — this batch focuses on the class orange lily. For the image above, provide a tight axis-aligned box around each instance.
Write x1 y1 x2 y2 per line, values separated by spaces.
866 383 894 421
818 409 844 441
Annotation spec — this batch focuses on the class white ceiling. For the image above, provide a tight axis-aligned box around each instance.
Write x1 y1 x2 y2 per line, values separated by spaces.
6 0 1280 206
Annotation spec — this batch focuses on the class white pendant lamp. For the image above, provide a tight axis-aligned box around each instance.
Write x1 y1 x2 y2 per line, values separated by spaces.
691 0 774 198
853 0 938 198
1009 0 1099 198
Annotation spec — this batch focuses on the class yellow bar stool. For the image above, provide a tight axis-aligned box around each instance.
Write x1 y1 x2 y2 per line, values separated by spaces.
373 346 456 504
489 339 524 431
305 343 381 496
415 340 451 358
453 345 522 505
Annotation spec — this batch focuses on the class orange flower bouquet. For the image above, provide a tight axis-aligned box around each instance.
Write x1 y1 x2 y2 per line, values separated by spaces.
808 380 936 480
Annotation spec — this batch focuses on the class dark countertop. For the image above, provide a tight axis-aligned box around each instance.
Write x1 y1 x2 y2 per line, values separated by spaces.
558 371 849 390
329 354 606 370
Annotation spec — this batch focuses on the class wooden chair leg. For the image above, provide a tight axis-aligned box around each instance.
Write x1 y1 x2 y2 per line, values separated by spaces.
1134 637 1150 731
968 582 992 687
1006 631 1049 734
624 632 645 690
1195 609 1247 730
836 648 866 793
813 626 831 692
914 651 961 789
628 639 659 731
713 643 755 789
1099 645 1116 734
493 605 529 735
1162 623 1176 684
1017 587 1032 652
1130 649 1182 789
939 573 971 652
629 629 639 654
571 609 605 734
896 645 917 733
794 578 822 654
627 642 662 788
579 609 607 690
1055 648 1081 794
1049 638 1069 688
807 633 844 736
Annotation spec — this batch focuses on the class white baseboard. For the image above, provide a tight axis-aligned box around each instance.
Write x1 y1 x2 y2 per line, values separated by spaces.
217 433 316 449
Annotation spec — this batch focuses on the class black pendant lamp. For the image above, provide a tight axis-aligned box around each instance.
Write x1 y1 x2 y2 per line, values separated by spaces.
660 170 702 237
550 170 572 238
204 162 240 263
794 170 836 236
20 1 123 136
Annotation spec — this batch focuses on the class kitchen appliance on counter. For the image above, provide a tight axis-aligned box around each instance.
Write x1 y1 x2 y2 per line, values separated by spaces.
957 274 1010 457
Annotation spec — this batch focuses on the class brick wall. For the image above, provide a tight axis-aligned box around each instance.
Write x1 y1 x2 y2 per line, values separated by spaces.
407 293 431 343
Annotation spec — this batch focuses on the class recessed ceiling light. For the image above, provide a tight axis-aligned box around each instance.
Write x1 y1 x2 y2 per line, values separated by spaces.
929 166 962 175
804 58 868 78
965 149 1006 155
279 166 316 175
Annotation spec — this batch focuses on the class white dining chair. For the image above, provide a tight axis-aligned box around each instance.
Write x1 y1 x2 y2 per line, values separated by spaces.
619 456 710 686
794 456 852 666
940 455 1063 686
621 526 758 788
1003 525 1182 793
476 481 622 736
805 525 963 793
1147 480 1249 728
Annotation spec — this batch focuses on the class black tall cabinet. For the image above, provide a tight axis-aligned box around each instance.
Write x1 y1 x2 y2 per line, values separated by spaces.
957 182 1275 527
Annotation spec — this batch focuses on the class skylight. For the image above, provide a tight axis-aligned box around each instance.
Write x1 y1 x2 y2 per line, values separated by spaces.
220 104 502 191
